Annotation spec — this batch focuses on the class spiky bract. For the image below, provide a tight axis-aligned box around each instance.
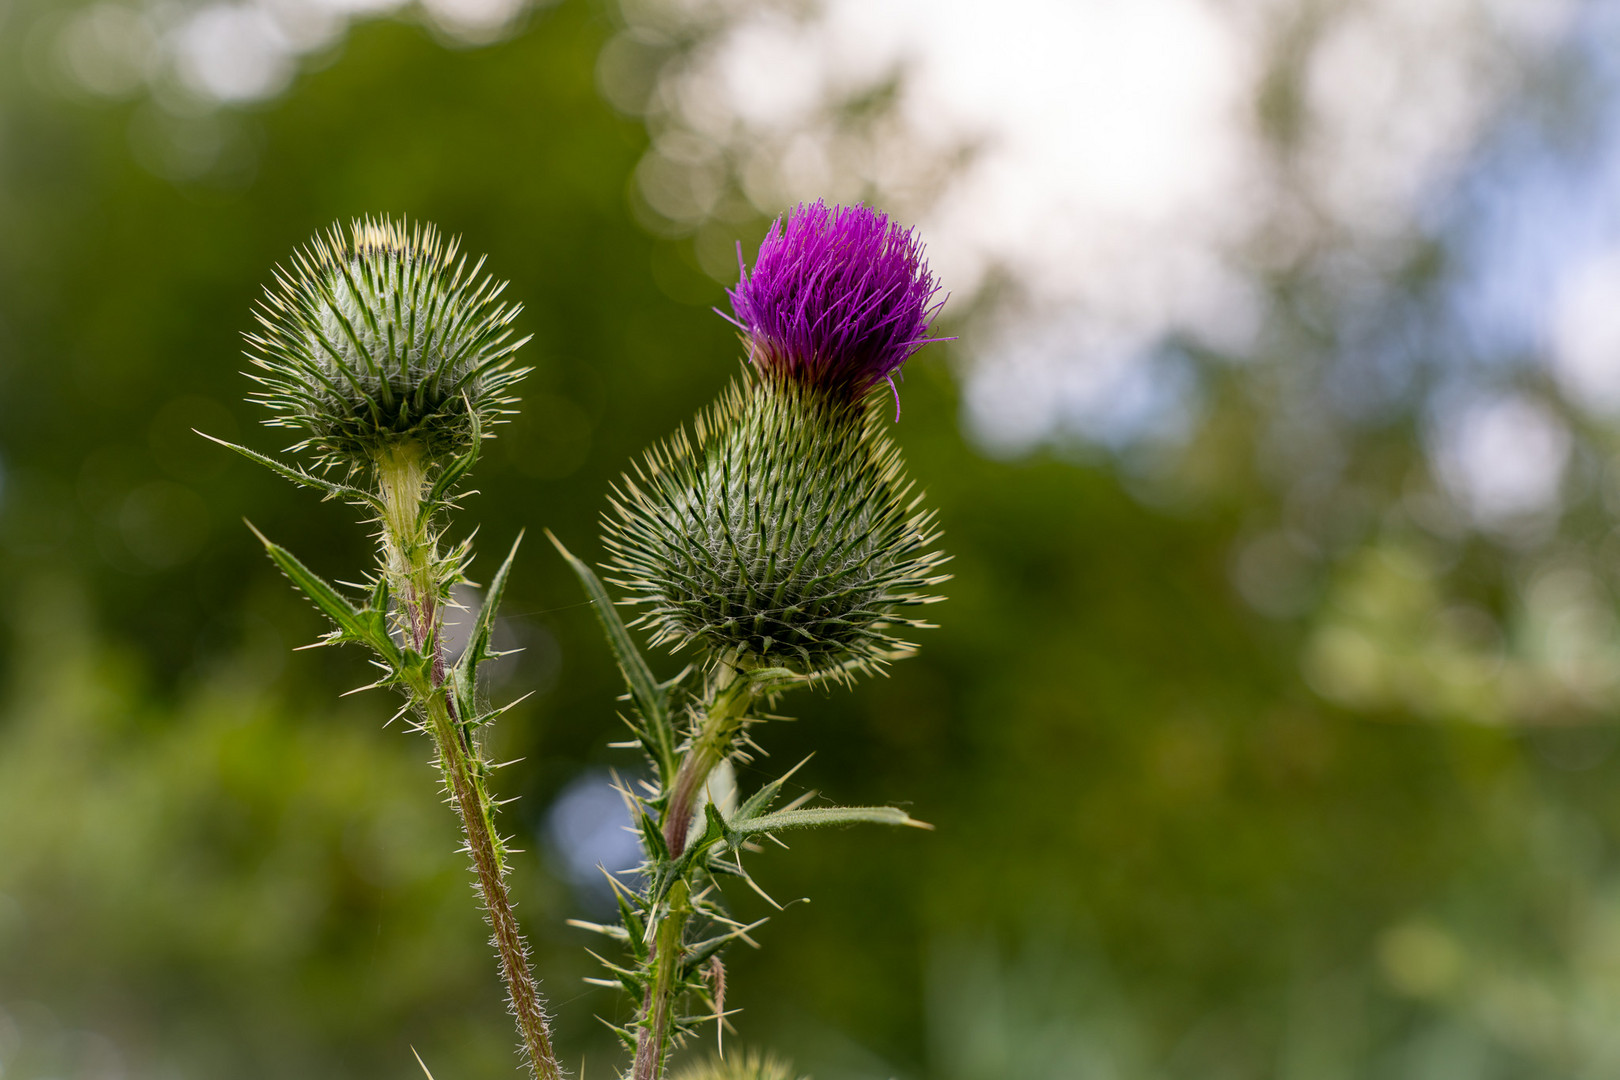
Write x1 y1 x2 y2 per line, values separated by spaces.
672 1050 805 1080
604 374 947 677
246 216 530 470
725 200 943 404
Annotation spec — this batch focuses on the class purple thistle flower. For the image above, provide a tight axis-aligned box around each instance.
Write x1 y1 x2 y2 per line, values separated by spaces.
724 201 947 415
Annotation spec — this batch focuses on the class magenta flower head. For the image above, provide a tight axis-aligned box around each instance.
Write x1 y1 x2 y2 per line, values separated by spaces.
724 200 945 414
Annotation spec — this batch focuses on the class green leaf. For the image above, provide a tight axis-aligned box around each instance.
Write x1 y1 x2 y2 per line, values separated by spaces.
448 532 522 732
367 573 391 613
730 755 812 825
456 530 522 682
451 668 479 733
614 886 649 962
548 530 677 780
564 918 630 943
246 520 401 666
680 916 767 974
636 806 670 864
672 800 732 873
199 431 382 510
422 397 482 516
731 804 931 839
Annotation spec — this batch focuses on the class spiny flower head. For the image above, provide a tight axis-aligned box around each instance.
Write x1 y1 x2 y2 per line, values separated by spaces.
607 204 950 678
246 216 530 471
725 200 944 408
604 374 948 679
672 1050 805 1080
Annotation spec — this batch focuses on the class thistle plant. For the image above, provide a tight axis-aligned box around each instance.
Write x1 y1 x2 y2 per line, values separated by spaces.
207 217 563 1079
553 200 950 1080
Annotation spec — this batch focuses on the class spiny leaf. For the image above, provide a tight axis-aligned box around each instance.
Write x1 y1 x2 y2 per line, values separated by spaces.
456 529 523 682
637 807 670 865
549 529 677 780
200 431 382 509
614 883 649 962
368 572 391 612
459 690 533 733
731 804 929 839
422 396 483 515
246 521 402 666
731 756 812 824
672 801 733 873
681 917 769 973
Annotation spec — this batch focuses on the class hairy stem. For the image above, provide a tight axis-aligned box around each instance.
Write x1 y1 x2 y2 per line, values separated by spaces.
423 690 561 1080
378 446 563 1080
631 879 691 1080
662 671 753 858
632 668 755 1080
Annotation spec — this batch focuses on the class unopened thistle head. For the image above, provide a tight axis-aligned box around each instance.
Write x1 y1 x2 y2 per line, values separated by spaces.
245 216 529 471
605 202 948 677
672 1050 805 1080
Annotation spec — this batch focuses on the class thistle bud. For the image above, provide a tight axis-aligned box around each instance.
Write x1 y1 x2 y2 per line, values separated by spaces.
605 202 948 677
672 1050 804 1080
245 216 529 472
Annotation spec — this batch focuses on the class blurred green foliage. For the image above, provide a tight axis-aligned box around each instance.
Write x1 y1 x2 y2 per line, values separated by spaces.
2 3 1620 1079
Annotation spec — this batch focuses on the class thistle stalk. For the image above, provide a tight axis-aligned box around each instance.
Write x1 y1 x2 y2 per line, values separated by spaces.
224 217 560 1078
663 667 753 859
632 878 692 1080
376 448 562 1080
625 667 756 1080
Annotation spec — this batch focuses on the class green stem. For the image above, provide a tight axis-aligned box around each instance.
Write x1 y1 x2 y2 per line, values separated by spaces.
378 445 563 1080
662 671 753 859
423 689 561 1080
632 668 755 1080
631 879 691 1080
377 445 437 640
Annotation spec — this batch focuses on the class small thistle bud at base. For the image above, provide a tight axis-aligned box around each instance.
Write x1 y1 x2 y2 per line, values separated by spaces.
245 216 530 476
672 1050 806 1080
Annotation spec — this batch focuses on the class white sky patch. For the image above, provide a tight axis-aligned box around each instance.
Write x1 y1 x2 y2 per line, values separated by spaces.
628 0 1562 454
1550 249 1620 413
173 4 299 104
57 0 536 108
1432 393 1571 526
421 0 532 44
964 311 1199 457
258 0 350 52
1300 0 1535 237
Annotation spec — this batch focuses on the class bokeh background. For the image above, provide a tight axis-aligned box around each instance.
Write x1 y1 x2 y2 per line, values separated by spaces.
4 0 1620 1076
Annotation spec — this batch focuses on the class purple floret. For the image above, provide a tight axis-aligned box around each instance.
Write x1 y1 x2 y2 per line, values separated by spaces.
725 201 946 413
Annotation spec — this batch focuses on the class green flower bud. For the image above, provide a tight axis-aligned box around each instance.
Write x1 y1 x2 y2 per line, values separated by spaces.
604 373 947 678
245 216 529 471
672 1050 805 1080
